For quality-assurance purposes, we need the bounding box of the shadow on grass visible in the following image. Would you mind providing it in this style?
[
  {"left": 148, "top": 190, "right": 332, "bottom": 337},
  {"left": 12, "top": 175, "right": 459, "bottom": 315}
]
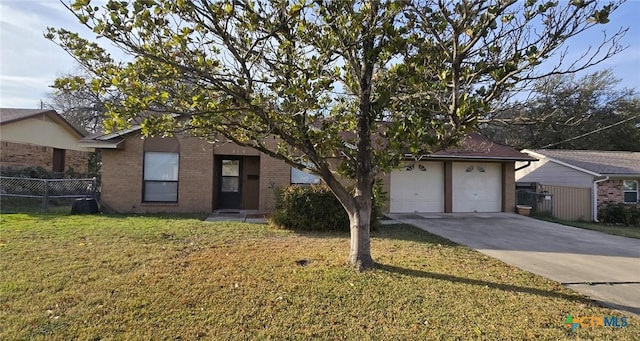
[
  {"left": 372, "top": 223, "right": 458, "bottom": 245},
  {"left": 276, "top": 223, "right": 458, "bottom": 246},
  {"left": 0, "top": 197, "right": 71, "bottom": 214},
  {"left": 377, "top": 262, "right": 593, "bottom": 304}
]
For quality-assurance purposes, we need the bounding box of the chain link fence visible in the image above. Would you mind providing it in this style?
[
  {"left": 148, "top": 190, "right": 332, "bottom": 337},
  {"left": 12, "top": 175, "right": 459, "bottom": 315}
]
[
  {"left": 0, "top": 176, "right": 98, "bottom": 210},
  {"left": 516, "top": 190, "right": 554, "bottom": 216}
]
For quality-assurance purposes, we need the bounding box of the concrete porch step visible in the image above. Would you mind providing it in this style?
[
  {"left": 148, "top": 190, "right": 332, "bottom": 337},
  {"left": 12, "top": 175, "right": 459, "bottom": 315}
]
[{"left": 205, "top": 210, "right": 268, "bottom": 224}]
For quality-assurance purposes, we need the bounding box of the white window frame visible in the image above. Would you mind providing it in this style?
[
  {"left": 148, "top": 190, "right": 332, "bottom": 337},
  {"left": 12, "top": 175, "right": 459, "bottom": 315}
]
[
  {"left": 143, "top": 152, "right": 179, "bottom": 202},
  {"left": 622, "top": 180, "right": 638, "bottom": 204}
]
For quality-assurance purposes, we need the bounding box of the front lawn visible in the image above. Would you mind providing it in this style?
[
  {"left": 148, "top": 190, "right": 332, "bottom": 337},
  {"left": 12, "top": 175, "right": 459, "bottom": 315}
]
[
  {"left": 533, "top": 215, "right": 640, "bottom": 240},
  {"left": 1, "top": 213, "right": 637, "bottom": 339}
]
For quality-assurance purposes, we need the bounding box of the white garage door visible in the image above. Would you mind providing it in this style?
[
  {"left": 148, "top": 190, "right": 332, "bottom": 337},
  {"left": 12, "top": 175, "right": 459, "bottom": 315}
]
[
  {"left": 390, "top": 161, "right": 444, "bottom": 213},
  {"left": 452, "top": 162, "right": 501, "bottom": 212}
]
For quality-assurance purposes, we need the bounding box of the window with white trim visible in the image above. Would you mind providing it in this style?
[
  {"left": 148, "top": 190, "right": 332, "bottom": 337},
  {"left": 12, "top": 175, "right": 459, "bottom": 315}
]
[
  {"left": 291, "top": 167, "right": 320, "bottom": 185},
  {"left": 623, "top": 180, "right": 638, "bottom": 203},
  {"left": 143, "top": 152, "right": 179, "bottom": 202}
]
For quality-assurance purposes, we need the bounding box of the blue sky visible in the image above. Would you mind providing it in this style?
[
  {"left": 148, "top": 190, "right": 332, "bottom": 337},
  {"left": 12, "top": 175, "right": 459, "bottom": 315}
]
[{"left": 1, "top": 0, "right": 639, "bottom": 108}]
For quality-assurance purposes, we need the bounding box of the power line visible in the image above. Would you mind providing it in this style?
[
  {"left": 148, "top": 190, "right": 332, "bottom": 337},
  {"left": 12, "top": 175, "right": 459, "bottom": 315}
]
[{"left": 540, "top": 114, "right": 640, "bottom": 149}]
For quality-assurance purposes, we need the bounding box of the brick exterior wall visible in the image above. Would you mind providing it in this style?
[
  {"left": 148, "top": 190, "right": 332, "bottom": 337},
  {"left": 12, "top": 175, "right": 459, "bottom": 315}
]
[
  {"left": 597, "top": 179, "right": 640, "bottom": 209},
  {"left": 258, "top": 153, "right": 291, "bottom": 211},
  {"left": 101, "top": 134, "right": 215, "bottom": 213},
  {"left": 99, "top": 132, "right": 520, "bottom": 214},
  {"left": 502, "top": 162, "right": 516, "bottom": 213},
  {"left": 100, "top": 138, "right": 144, "bottom": 213},
  {"left": 0, "top": 141, "right": 89, "bottom": 174},
  {"left": 100, "top": 133, "right": 291, "bottom": 213}
]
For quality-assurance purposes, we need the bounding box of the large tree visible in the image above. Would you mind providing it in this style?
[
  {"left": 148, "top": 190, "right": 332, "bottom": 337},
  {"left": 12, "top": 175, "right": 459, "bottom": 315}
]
[
  {"left": 46, "top": 69, "right": 123, "bottom": 134},
  {"left": 48, "top": 0, "right": 625, "bottom": 270},
  {"left": 482, "top": 70, "right": 640, "bottom": 150}
]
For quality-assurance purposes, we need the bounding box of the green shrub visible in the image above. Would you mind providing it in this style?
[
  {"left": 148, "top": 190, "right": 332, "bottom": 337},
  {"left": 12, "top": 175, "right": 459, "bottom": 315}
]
[
  {"left": 599, "top": 202, "right": 640, "bottom": 226},
  {"left": 271, "top": 183, "right": 386, "bottom": 232}
]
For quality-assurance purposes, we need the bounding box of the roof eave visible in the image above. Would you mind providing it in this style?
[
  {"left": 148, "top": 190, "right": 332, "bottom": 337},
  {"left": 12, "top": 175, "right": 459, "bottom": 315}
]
[
  {"left": 96, "top": 125, "right": 141, "bottom": 140},
  {"left": 521, "top": 149, "right": 603, "bottom": 177},
  {"left": 405, "top": 154, "right": 537, "bottom": 162},
  {"left": 600, "top": 173, "right": 640, "bottom": 178},
  {"left": 79, "top": 140, "right": 124, "bottom": 149}
]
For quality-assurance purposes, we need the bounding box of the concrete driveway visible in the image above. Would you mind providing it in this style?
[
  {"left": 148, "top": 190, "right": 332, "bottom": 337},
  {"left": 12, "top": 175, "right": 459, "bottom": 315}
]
[{"left": 386, "top": 212, "right": 640, "bottom": 316}]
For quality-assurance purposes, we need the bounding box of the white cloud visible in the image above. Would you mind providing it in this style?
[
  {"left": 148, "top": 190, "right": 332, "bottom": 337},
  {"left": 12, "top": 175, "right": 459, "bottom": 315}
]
[
  {"left": 0, "top": 1, "right": 97, "bottom": 108},
  {"left": 0, "top": 75, "right": 51, "bottom": 108}
]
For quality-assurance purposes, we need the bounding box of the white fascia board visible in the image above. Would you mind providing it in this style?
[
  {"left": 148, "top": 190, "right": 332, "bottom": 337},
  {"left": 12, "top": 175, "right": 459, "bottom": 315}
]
[
  {"left": 96, "top": 125, "right": 141, "bottom": 140},
  {"left": 425, "top": 155, "right": 535, "bottom": 161},
  {"left": 601, "top": 173, "right": 640, "bottom": 178},
  {"left": 79, "top": 141, "right": 123, "bottom": 149}
]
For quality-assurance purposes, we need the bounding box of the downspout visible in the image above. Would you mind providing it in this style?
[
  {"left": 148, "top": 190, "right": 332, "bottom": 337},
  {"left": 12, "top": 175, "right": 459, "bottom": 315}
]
[
  {"left": 593, "top": 176, "right": 609, "bottom": 222},
  {"left": 515, "top": 161, "right": 532, "bottom": 172}
]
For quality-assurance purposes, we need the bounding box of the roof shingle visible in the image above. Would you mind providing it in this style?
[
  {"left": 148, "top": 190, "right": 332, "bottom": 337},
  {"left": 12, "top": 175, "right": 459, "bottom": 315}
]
[
  {"left": 0, "top": 108, "right": 57, "bottom": 124},
  {"left": 531, "top": 149, "right": 640, "bottom": 175},
  {"left": 431, "top": 133, "right": 535, "bottom": 161}
]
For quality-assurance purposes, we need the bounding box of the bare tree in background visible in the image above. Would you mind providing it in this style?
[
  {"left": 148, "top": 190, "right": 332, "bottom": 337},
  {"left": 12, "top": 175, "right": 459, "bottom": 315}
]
[{"left": 45, "top": 68, "right": 122, "bottom": 134}]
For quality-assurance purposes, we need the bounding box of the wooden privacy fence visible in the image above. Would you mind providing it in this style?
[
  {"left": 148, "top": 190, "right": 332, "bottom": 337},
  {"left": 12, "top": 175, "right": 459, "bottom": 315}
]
[{"left": 541, "top": 184, "right": 592, "bottom": 221}]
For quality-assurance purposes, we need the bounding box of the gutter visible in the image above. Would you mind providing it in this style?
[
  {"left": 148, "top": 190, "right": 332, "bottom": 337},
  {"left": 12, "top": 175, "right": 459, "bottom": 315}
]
[
  {"left": 593, "top": 176, "right": 609, "bottom": 222},
  {"left": 515, "top": 161, "right": 532, "bottom": 171}
]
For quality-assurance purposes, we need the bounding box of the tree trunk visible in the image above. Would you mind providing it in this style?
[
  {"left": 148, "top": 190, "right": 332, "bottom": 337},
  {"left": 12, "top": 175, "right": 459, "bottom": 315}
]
[
  {"left": 322, "top": 174, "right": 375, "bottom": 271},
  {"left": 347, "top": 192, "right": 374, "bottom": 271}
]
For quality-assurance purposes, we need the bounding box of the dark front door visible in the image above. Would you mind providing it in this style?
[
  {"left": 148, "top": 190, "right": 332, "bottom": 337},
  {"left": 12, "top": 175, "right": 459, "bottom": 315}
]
[{"left": 217, "top": 157, "right": 242, "bottom": 209}]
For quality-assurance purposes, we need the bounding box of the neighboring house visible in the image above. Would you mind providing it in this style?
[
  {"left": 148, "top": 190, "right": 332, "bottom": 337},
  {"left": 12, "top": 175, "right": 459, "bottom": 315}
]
[
  {"left": 516, "top": 149, "right": 640, "bottom": 221},
  {"left": 80, "top": 127, "right": 534, "bottom": 214},
  {"left": 0, "top": 108, "right": 92, "bottom": 174}
]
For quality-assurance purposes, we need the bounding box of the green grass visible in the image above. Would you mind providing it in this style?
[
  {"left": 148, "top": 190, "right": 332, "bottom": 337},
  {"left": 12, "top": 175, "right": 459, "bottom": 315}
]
[
  {"left": 0, "top": 197, "right": 74, "bottom": 214},
  {"left": 1, "top": 213, "right": 638, "bottom": 340},
  {"left": 533, "top": 215, "right": 640, "bottom": 240}
]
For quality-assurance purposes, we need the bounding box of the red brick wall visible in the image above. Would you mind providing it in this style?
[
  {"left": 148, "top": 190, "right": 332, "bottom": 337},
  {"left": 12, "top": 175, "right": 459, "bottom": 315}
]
[
  {"left": 0, "top": 141, "right": 89, "bottom": 174},
  {"left": 597, "top": 179, "right": 640, "bottom": 209}
]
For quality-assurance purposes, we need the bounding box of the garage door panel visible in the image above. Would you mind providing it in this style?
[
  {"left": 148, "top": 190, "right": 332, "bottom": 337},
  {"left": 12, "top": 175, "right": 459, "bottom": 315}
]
[
  {"left": 390, "top": 161, "right": 444, "bottom": 213},
  {"left": 452, "top": 163, "right": 501, "bottom": 212}
]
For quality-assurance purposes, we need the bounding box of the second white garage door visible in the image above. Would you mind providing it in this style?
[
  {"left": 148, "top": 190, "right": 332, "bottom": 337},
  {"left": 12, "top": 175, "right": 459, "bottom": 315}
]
[
  {"left": 390, "top": 161, "right": 444, "bottom": 213},
  {"left": 452, "top": 162, "right": 502, "bottom": 212}
]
